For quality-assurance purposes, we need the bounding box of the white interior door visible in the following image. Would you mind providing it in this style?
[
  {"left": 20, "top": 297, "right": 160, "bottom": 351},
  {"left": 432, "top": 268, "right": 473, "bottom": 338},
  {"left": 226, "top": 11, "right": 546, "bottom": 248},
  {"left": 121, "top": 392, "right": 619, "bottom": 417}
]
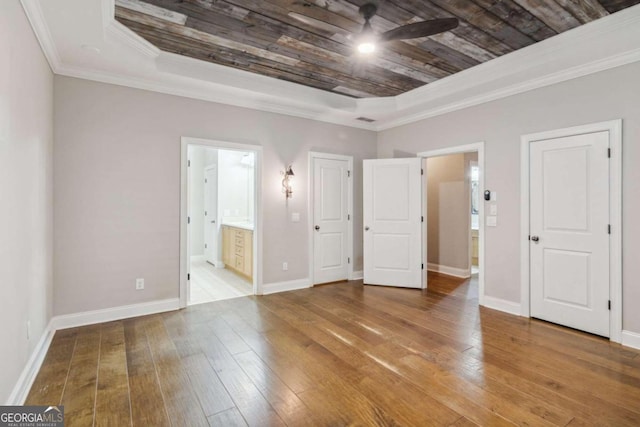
[
  {"left": 363, "top": 158, "right": 423, "bottom": 288},
  {"left": 313, "top": 157, "right": 349, "bottom": 284},
  {"left": 204, "top": 166, "right": 218, "bottom": 265},
  {"left": 530, "top": 131, "right": 610, "bottom": 337}
]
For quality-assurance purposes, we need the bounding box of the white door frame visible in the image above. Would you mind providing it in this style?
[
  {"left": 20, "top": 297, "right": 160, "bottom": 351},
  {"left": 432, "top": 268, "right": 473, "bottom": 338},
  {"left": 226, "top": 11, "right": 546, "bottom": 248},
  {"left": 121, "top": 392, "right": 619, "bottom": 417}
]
[
  {"left": 520, "top": 120, "right": 622, "bottom": 343},
  {"left": 180, "top": 137, "right": 263, "bottom": 308},
  {"left": 417, "top": 142, "right": 486, "bottom": 305},
  {"left": 308, "top": 152, "right": 354, "bottom": 284}
]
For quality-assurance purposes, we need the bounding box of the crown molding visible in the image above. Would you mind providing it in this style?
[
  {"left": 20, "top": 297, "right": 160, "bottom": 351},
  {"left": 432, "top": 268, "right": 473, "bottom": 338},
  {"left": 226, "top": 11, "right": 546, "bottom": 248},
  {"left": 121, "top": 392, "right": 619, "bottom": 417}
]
[
  {"left": 54, "top": 61, "right": 376, "bottom": 131},
  {"left": 375, "top": 47, "right": 640, "bottom": 131},
  {"left": 20, "top": 0, "right": 61, "bottom": 72},
  {"left": 20, "top": 0, "right": 640, "bottom": 132}
]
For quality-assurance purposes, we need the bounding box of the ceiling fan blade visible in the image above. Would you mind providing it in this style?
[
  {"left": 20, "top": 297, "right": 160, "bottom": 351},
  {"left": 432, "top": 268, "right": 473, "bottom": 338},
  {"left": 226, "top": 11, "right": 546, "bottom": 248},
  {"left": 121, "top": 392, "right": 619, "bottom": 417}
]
[{"left": 380, "top": 18, "right": 459, "bottom": 42}]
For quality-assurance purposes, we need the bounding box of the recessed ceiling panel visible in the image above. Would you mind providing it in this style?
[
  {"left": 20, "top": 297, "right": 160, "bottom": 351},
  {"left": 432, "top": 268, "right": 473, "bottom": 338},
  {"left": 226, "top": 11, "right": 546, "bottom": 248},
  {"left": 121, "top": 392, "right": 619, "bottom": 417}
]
[{"left": 115, "top": 0, "right": 640, "bottom": 98}]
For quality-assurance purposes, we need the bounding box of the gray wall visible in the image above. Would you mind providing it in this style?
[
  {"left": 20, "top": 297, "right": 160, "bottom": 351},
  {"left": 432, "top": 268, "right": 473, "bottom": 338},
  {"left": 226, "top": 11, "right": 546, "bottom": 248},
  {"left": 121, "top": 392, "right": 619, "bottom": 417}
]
[
  {"left": 0, "top": 1, "right": 54, "bottom": 403},
  {"left": 426, "top": 154, "right": 469, "bottom": 271},
  {"left": 53, "top": 76, "right": 376, "bottom": 315},
  {"left": 378, "top": 61, "right": 640, "bottom": 334}
]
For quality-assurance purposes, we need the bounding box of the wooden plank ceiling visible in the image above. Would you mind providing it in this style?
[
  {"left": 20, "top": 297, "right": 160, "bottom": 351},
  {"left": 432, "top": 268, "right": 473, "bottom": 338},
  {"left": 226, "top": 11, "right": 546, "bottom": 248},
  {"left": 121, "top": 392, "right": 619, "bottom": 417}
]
[{"left": 115, "top": 0, "right": 640, "bottom": 98}]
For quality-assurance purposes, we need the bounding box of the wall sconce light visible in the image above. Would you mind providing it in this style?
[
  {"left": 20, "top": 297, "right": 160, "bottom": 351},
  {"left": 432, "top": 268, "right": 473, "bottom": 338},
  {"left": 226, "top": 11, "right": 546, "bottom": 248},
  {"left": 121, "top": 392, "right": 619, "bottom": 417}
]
[{"left": 282, "top": 165, "right": 294, "bottom": 199}]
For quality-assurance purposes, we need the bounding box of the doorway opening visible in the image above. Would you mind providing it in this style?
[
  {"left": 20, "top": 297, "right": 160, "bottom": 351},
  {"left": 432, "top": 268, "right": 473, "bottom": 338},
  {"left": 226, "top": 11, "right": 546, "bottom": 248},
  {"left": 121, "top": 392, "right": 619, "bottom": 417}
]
[
  {"left": 418, "top": 143, "right": 485, "bottom": 306},
  {"left": 180, "top": 138, "right": 262, "bottom": 308}
]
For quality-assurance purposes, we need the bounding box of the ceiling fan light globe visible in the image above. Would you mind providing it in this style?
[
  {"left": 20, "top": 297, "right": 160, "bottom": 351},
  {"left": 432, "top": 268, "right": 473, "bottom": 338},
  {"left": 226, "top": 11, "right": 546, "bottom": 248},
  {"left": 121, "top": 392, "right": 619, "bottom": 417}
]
[{"left": 357, "top": 42, "right": 376, "bottom": 54}]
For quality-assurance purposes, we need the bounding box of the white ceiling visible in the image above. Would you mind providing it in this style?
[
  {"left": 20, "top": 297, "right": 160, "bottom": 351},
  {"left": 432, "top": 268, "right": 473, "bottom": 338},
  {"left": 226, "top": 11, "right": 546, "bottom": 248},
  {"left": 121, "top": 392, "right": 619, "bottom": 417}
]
[{"left": 21, "top": 0, "right": 640, "bottom": 131}]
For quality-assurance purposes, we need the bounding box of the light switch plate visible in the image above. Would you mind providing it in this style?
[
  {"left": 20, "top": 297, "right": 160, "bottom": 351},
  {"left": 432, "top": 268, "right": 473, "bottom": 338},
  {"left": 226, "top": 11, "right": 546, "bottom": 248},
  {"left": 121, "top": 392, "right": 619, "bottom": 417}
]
[
  {"left": 487, "top": 216, "right": 498, "bottom": 227},
  {"left": 490, "top": 204, "right": 498, "bottom": 215},
  {"left": 491, "top": 191, "right": 498, "bottom": 201},
  {"left": 291, "top": 212, "right": 300, "bottom": 222}
]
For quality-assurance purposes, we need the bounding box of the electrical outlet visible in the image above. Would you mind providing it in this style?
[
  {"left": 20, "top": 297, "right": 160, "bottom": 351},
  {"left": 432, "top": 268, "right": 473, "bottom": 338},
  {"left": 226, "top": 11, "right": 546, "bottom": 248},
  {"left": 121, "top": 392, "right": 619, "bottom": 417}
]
[
  {"left": 136, "top": 278, "right": 145, "bottom": 290},
  {"left": 27, "top": 320, "right": 31, "bottom": 341},
  {"left": 282, "top": 262, "right": 288, "bottom": 271}
]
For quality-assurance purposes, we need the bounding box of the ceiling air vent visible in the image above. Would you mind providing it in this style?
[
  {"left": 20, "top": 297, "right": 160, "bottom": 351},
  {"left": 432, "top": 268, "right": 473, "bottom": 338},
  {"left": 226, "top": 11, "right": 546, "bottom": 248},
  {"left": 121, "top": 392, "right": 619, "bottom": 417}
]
[{"left": 356, "top": 117, "right": 376, "bottom": 123}]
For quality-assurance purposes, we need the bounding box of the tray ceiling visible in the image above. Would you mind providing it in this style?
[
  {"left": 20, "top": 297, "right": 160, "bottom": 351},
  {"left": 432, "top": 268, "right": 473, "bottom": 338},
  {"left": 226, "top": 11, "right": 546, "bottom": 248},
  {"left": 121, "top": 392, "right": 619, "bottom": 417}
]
[{"left": 114, "top": 0, "right": 640, "bottom": 98}]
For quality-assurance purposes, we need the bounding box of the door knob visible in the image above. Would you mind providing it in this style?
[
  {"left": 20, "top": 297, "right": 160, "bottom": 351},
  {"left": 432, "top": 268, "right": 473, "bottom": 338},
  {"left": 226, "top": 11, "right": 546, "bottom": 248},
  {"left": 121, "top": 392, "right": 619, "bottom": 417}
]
[
  {"left": 365, "top": 226, "right": 370, "bottom": 231},
  {"left": 211, "top": 220, "right": 215, "bottom": 224},
  {"left": 531, "top": 236, "right": 540, "bottom": 242},
  {"left": 315, "top": 225, "right": 320, "bottom": 231}
]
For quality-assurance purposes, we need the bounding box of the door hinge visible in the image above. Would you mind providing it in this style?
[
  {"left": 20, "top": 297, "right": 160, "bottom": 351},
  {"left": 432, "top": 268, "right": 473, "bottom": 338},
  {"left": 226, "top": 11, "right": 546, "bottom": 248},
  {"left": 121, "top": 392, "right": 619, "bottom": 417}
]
[
  {"left": 188, "top": 216, "right": 191, "bottom": 224},
  {"left": 187, "top": 273, "right": 190, "bottom": 281},
  {"left": 347, "top": 170, "right": 351, "bottom": 177},
  {"left": 608, "top": 300, "right": 611, "bottom": 310},
  {"left": 608, "top": 224, "right": 611, "bottom": 234},
  {"left": 188, "top": 160, "right": 191, "bottom": 167},
  {"left": 348, "top": 214, "right": 351, "bottom": 221},
  {"left": 204, "top": 243, "right": 207, "bottom": 249},
  {"left": 348, "top": 257, "right": 351, "bottom": 264},
  {"left": 608, "top": 148, "right": 611, "bottom": 158},
  {"left": 421, "top": 263, "right": 424, "bottom": 270},
  {"left": 421, "top": 216, "right": 424, "bottom": 223},
  {"left": 528, "top": 235, "right": 531, "bottom": 240},
  {"left": 421, "top": 168, "right": 424, "bottom": 175},
  {"left": 205, "top": 178, "right": 207, "bottom": 183},
  {"left": 205, "top": 211, "right": 207, "bottom": 216}
]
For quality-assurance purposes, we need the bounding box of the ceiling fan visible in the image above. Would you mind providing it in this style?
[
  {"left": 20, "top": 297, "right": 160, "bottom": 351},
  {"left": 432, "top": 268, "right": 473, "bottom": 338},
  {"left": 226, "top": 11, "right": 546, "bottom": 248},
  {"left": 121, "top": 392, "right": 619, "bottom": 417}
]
[{"left": 355, "top": 2, "right": 459, "bottom": 54}]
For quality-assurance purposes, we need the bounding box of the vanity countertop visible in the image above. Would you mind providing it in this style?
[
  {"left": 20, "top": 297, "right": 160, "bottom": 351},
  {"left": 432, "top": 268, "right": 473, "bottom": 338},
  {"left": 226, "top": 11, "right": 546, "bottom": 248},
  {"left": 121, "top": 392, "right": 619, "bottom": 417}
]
[{"left": 222, "top": 221, "right": 254, "bottom": 231}]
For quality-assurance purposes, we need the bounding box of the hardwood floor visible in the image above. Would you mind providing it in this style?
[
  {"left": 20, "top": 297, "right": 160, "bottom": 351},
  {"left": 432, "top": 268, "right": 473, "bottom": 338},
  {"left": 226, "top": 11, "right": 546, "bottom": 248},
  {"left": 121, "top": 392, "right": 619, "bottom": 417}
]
[{"left": 27, "top": 273, "right": 640, "bottom": 426}]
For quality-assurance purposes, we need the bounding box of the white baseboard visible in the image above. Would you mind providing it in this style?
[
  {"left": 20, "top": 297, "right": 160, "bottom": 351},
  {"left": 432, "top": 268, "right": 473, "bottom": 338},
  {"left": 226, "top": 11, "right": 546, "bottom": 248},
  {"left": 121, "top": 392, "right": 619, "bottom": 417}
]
[
  {"left": 351, "top": 270, "right": 363, "bottom": 280},
  {"left": 6, "top": 320, "right": 56, "bottom": 405},
  {"left": 622, "top": 330, "right": 640, "bottom": 351},
  {"left": 261, "top": 278, "right": 311, "bottom": 295},
  {"left": 482, "top": 296, "right": 522, "bottom": 316},
  {"left": 427, "top": 263, "right": 471, "bottom": 279},
  {"left": 51, "top": 298, "right": 180, "bottom": 330}
]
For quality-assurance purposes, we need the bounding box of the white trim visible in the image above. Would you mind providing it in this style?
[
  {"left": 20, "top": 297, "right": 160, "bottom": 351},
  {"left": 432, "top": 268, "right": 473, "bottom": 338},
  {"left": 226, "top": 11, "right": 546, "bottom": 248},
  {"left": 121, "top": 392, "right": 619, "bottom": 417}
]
[
  {"left": 190, "top": 255, "right": 205, "bottom": 263},
  {"left": 19, "top": 0, "right": 62, "bottom": 72},
  {"left": 308, "top": 152, "right": 354, "bottom": 285},
  {"left": 427, "top": 263, "right": 471, "bottom": 279},
  {"left": 180, "top": 137, "right": 263, "bottom": 308},
  {"left": 377, "top": 48, "right": 640, "bottom": 131},
  {"left": 520, "top": 119, "right": 623, "bottom": 343},
  {"left": 261, "top": 278, "right": 311, "bottom": 295},
  {"left": 483, "top": 296, "right": 522, "bottom": 317},
  {"left": 351, "top": 270, "right": 363, "bottom": 281},
  {"left": 51, "top": 298, "right": 180, "bottom": 330},
  {"left": 621, "top": 330, "right": 640, "bottom": 351},
  {"left": 6, "top": 320, "right": 55, "bottom": 405},
  {"left": 418, "top": 142, "right": 486, "bottom": 305}
]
